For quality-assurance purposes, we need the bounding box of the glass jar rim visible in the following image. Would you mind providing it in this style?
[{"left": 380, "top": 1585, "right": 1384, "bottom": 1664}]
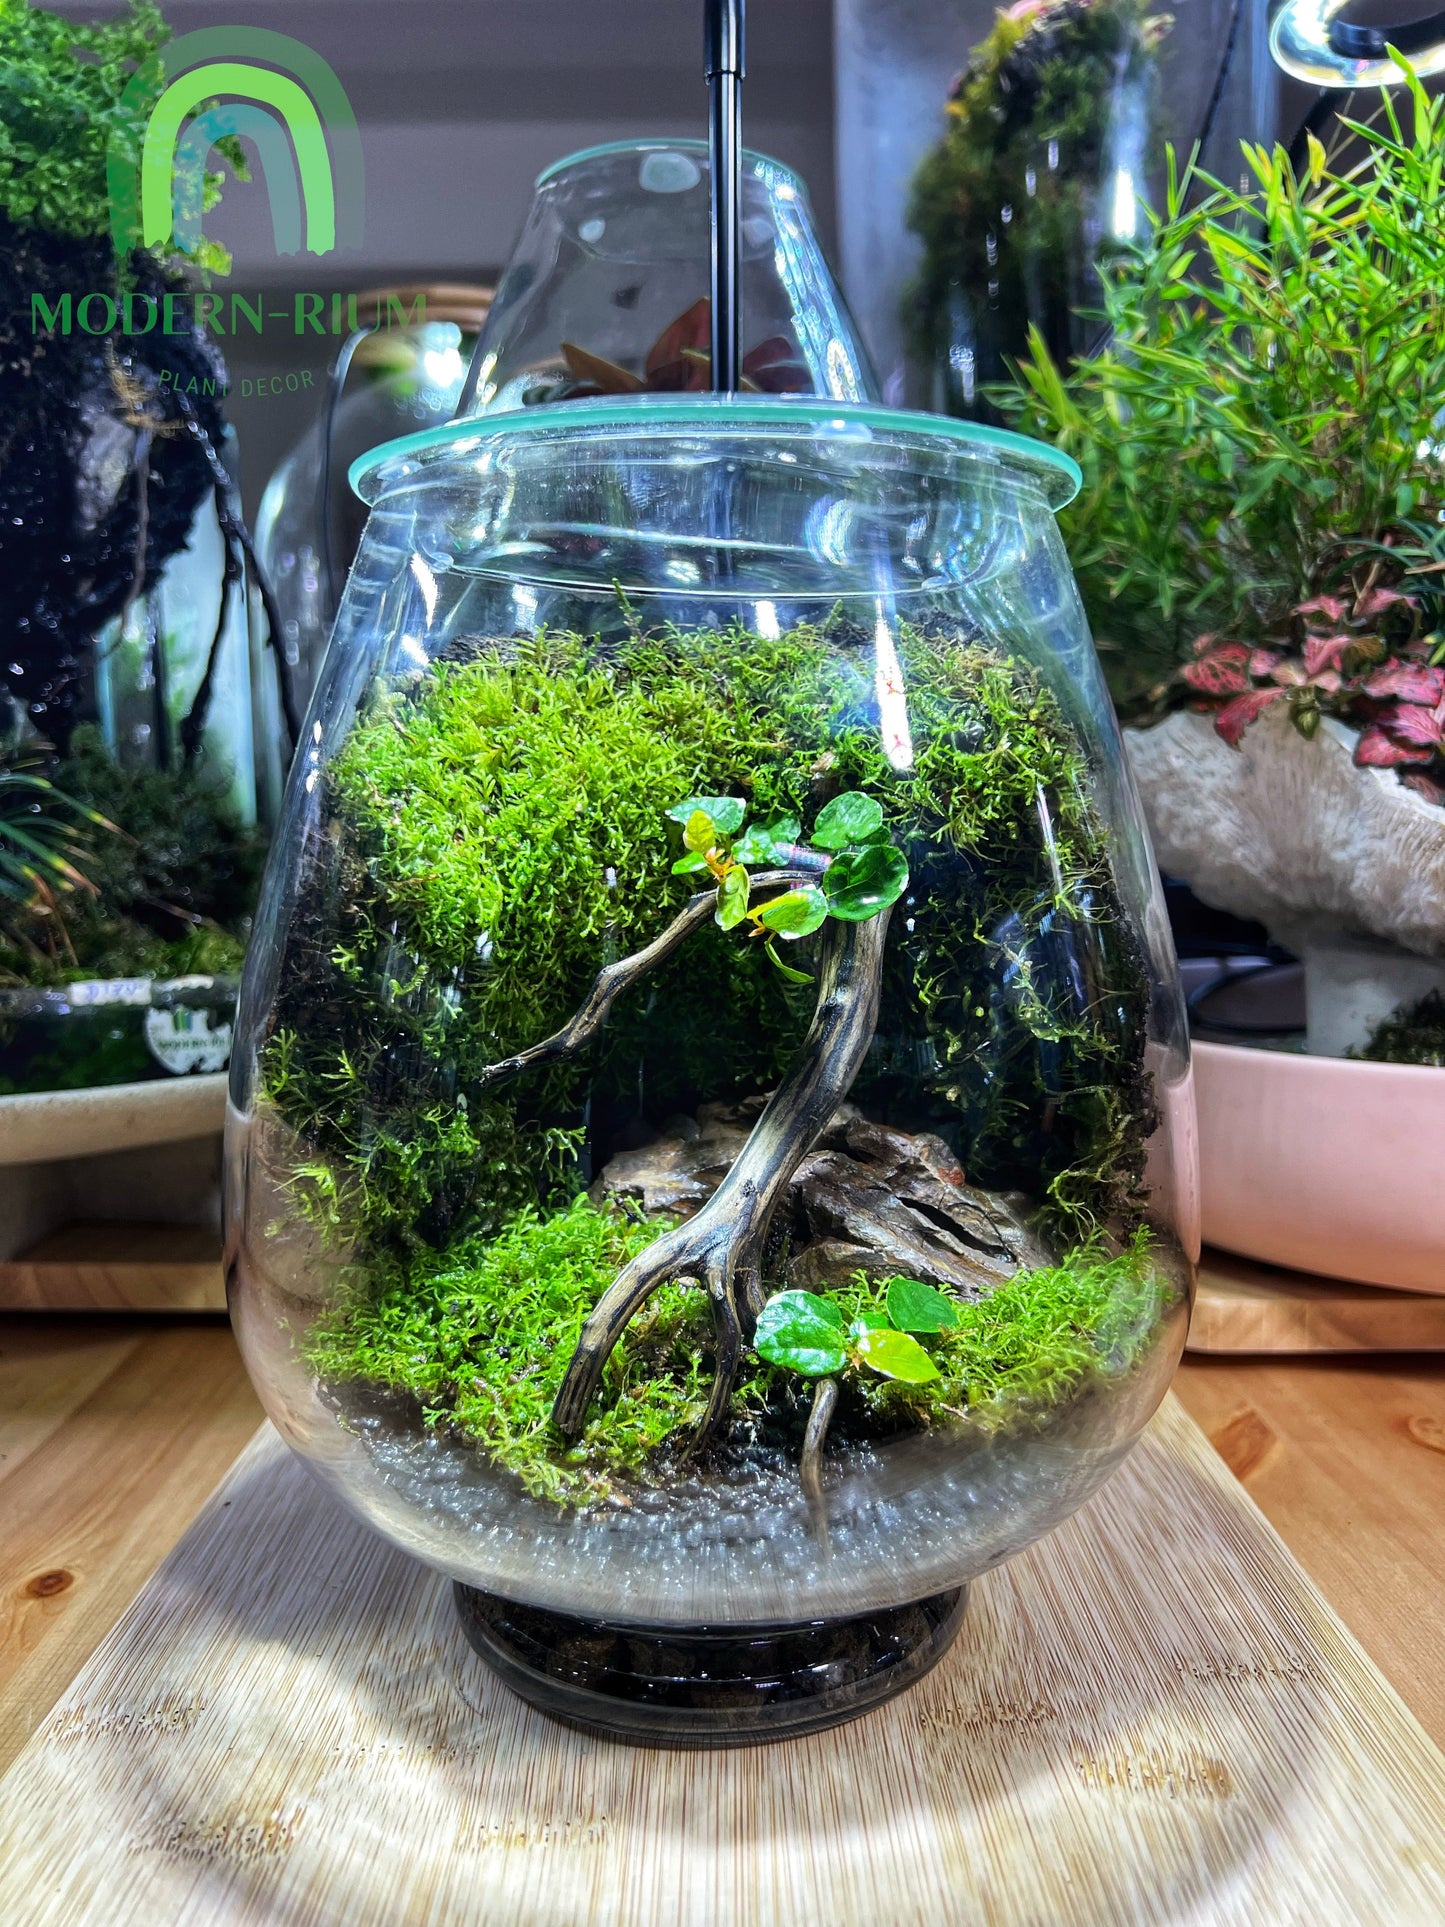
[
  {"left": 534, "top": 138, "right": 806, "bottom": 194},
  {"left": 350, "top": 396, "right": 1082, "bottom": 510}
]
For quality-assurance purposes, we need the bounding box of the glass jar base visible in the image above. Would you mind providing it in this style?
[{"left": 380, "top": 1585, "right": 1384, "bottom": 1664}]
[{"left": 452, "top": 1582, "right": 970, "bottom": 1748}]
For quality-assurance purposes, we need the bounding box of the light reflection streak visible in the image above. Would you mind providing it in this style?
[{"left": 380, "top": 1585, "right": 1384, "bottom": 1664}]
[{"left": 874, "top": 614, "right": 914, "bottom": 771}]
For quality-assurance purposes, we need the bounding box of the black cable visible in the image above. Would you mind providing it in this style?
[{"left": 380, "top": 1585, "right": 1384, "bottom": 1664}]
[{"left": 705, "top": 0, "right": 745, "bottom": 392}]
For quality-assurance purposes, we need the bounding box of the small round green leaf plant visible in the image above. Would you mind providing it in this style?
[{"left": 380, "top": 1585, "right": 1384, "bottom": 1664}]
[
  {"left": 666, "top": 789, "right": 909, "bottom": 982},
  {"left": 754, "top": 1275, "right": 965, "bottom": 1387}
]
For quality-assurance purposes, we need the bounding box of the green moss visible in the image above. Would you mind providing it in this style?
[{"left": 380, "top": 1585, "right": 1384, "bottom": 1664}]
[
  {"left": 264, "top": 615, "right": 1169, "bottom": 1497},
  {"left": 1352, "top": 990, "right": 1445, "bottom": 1069},
  {"left": 262, "top": 621, "right": 1153, "bottom": 1260},
  {"left": 304, "top": 1195, "right": 716, "bottom": 1506},
  {"left": 0, "top": 0, "right": 244, "bottom": 268},
  {"left": 305, "top": 1196, "right": 1168, "bottom": 1506}
]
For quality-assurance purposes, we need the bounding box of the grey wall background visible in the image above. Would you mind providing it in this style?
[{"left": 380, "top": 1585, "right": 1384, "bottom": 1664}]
[
  {"left": 55, "top": 0, "right": 838, "bottom": 511},
  {"left": 47, "top": 1, "right": 1360, "bottom": 514}
]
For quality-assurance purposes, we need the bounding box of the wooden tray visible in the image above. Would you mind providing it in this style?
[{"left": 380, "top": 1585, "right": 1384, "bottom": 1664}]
[
  {"left": 2, "top": 1397, "right": 1442, "bottom": 1924},
  {"left": 1189, "top": 1249, "right": 1445, "bottom": 1355},
  {"left": 0, "top": 1074, "right": 225, "bottom": 1167},
  {"left": 0, "top": 1222, "right": 225, "bottom": 1314}
]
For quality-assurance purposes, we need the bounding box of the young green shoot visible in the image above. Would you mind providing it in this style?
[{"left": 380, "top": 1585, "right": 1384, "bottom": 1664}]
[{"left": 666, "top": 789, "right": 909, "bottom": 981}]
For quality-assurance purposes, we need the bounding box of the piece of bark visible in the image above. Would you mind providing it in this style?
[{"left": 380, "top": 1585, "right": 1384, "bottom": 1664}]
[
  {"left": 786, "top": 1148, "right": 1018, "bottom": 1297},
  {"left": 592, "top": 1102, "right": 1050, "bottom": 1294},
  {"left": 589, "top": 1111, "right": 751, "bottom": 1219}
]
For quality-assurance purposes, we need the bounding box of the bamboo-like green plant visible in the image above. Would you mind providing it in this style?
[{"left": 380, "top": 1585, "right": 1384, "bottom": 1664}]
[{"left": 1001, "top": 60, "right": 1445, "bottom": 726}]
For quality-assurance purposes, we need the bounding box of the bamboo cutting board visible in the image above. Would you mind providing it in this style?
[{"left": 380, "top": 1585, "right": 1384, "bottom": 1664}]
[{"left": 1, "top": 1397, "right": 1442, "bottom": 1927}]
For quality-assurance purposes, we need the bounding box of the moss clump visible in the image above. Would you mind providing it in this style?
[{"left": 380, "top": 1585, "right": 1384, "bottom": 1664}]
[
  {"left": 305, "top": 1196, "right": 1166, "bottom": 1507},
  {"left": 1352, "top": 990, "right": 1445, "bottom": 1069},
  {"left": 305, "top": 1195, "right": 718, "bottom": 1506},
  {"left": 266, "top": 616, "right": 1167, "bottom": 1501},
  {"left": 264, "top": 621, "right": 1153, "bottom": 1262},
  {"left": 0, "top": 0, "right": 243, "bottom": 264}
]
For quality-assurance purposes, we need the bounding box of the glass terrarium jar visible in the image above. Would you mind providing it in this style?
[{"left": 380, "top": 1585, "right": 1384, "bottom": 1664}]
[
  {"left": 459, "top": 139, "right": 877, "bottom": 413},
  {"left": 254, "top": 292, "right": 493, "bottom": 715},
  {"left": 226, "top": 398, "right": 1195, "bottom": 1745},
  {"left": 906, "top": 0, "right": 1169, "bottom": 420},
  {"left": 0, "top": 468, "right": 265, "bottom": 1096}
]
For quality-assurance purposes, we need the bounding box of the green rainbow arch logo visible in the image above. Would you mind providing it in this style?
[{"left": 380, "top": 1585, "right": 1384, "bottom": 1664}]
[{"left": 106, "top": 26, "right": 363, "bottom": 263}]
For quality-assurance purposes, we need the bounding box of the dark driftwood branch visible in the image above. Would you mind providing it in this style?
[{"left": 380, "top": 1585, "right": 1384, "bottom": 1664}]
[
  {"left": 180, "top": 530, "right": 243, "bottom": 763},
  {"left": 551, "top": 906, "right": 893, "bottom": 1448},
  {"left": 475, "top": 869, "right": 814, "bottom": 1091},
  {"left": 120, "top": 426, "right": 153, "bottom": 635}
]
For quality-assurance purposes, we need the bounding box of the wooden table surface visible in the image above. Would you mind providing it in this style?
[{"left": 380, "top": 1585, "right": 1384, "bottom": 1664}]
[{"left": 1, "top": 1314, "right": 1443, "bottom": 1778}]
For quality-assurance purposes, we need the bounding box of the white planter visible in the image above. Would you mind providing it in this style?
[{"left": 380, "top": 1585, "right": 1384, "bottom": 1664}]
[
  {"left": 1126, "top": 706, "right": 1445, "bottom": 959},
  {"left": 0, "top": 1073, "right": 227, "bottom": 1167}
]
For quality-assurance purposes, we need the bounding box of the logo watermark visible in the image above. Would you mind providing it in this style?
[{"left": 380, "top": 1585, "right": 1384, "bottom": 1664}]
[
  {"left": 31, "top": 290, "right": 425, "bottom": 339},
  {"left": 106, "top": 26, "right": 363, "bottom": 266}
]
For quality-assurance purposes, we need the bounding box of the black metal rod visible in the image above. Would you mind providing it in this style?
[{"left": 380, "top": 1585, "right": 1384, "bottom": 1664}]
[{"left": 705, "top": 0, "right": 745, "bottom": 392}]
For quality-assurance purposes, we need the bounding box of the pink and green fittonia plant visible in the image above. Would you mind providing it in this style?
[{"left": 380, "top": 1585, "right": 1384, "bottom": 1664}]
[
  {"left": 1179, "top": 564, "right": 1445, "bottom": 805},
  {"left": 1001, "top": 56, "right": 1445, "bottom": 804}
]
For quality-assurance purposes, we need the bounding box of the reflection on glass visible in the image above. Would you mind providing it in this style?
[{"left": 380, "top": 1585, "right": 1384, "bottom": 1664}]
[
  {"left": 226, "top": 398, "right": 1194, "bottom": 1738},
  {"left": 458, "top": 141, "right": 877, "bottom": 414}
]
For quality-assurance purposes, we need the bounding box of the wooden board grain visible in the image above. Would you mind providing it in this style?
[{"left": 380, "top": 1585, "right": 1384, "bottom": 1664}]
[
  {"left": 1188, "top": 1249, "right": 1445, "bottom": 1355},
  {"left": 1174, "top": 1354, "right": 1445, "bottom": 1748},
  {"left": 0, "top": 1222, "right": 226, "bottom": 1313},
  {"left": 0, "top": 1397, "right": 1442, "bottom": 1927},
  {"left": 0, "top": 1319, "right": 262, "bottom": 1774}
]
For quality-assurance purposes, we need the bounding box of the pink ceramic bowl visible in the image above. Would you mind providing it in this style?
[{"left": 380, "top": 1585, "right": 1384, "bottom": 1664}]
[{"left": 1194, "top": 1040, "right": 1445, "bottom": 1293}]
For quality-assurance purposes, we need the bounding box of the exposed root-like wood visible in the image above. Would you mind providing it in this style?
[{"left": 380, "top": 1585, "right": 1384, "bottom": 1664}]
[
  {"left": 552, "top": 907, "right": 892, "bottom": 1444},
  {"left": 172, "top": 393, "right": 302, "bottom": 746},
  {"left": 475, "top": 870, "right": 814, "bottom": 1092},
  {"left": 180, "top": 520, "right": 243, "bottom": 763},
  {"left": 800, "top": 1375, "right": 838, "bottom": 1507}
]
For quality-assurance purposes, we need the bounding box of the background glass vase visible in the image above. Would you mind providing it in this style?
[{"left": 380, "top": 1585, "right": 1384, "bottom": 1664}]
[
  {"left": 253, "top": 292, "right": 493, "bottom": 715},
  {"left": 906, "top": 0, "right": 1169, "bottom": 421},
  {"left": 456, "top": 139, "right": 878, "bottom": 415},
  {"left": 92, "top": 449, "right": 262, "bottom": 822},
  {"left": 0, "top": 470, "right": 267, "bottom": 1095},
  {"left": 226, "top": 398, "right": 1194, "bottom": 1740}
]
